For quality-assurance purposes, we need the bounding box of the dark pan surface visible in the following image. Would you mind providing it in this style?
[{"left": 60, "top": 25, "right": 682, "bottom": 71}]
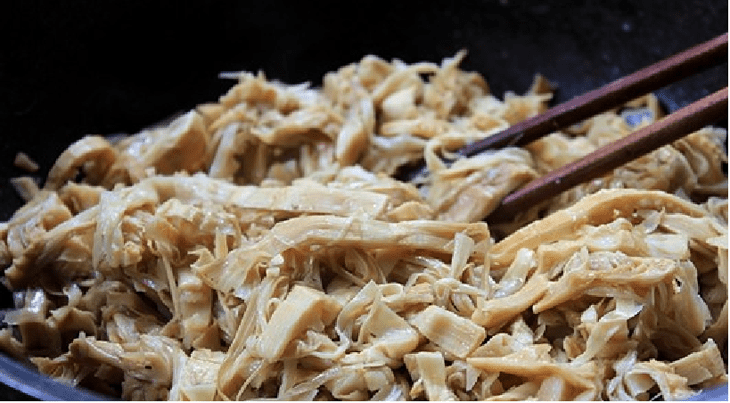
[{"left": 0, "top": 0, "right": 726, "bottom": 399}]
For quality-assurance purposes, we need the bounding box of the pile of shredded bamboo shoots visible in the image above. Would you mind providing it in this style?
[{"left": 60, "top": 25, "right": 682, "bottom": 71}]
[{"left": 0, "top": 52, "right": 727, "bottom": 400}]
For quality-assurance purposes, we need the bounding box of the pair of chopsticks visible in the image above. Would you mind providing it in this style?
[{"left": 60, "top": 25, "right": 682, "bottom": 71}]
[{"left": 476, "top": 33, "right": 728, "bottom": 221}]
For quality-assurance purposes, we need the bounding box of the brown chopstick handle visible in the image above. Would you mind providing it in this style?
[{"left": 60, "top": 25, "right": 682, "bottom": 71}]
[
  {"left": 461, "top": 33, "right": 728, "bottom": 157},
  {"left": 489, "top": 87, "right": 728, "bottom": 220}
]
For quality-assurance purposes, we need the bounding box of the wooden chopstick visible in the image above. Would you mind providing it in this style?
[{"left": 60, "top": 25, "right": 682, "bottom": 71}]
[
  {"left": 488, "top": 86, "right": 728, "bottom": 220},
  {"left": 460, "top": 32, "right": 728, "bottom": 157}
]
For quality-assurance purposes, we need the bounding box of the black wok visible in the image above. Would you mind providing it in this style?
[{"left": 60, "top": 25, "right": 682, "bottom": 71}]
[{"left": 0, "top": 0, "right": 726, "bottom": 399}]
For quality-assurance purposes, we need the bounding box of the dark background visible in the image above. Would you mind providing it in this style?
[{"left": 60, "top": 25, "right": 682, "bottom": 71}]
[{"left": 0, "top": 0, "right": 727, "bottom": 399}]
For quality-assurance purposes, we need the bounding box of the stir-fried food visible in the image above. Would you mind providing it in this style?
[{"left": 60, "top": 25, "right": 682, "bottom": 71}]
[{"left": 0, "top": 52, "right": 727, "bottom": 400}]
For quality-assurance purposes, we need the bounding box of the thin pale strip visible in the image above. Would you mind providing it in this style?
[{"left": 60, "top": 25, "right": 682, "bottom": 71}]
[
  {"left": 404, "top": 352, "right": 455, "bottom": 401},
  {"left": 468, "top": 356, "right": 595, "bottom": 389},
  {"left": 471, "top": 274, "right": 548, "bottom": 329},
  {"left": 410, "top": 305, "right": 485, "bottom": 359},
  {"left": 143, "top": 174, "right": 389, "bottom": 219},
  {"left": 670, "top": 339, "right": 726, "bottom": 385},
  {"left": 44, "top": 136, "right": 117, "bottom": 190},
  {"left": 257, "top": 285, "right": 339, "bottom": 361},
  {"left": 196, "top": 216, "right": 489, "bottom": 294},
  {"left": 491, "top": 189, "right": 707, "bottom": 268},
  {"left": 532, "top": 257, "right": 676, "bottom": 313}
]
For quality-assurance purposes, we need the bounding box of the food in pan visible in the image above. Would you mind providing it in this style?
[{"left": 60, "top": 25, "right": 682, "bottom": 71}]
[{"left": 0, "top": 52, "right": 726, "bottom": 400}]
